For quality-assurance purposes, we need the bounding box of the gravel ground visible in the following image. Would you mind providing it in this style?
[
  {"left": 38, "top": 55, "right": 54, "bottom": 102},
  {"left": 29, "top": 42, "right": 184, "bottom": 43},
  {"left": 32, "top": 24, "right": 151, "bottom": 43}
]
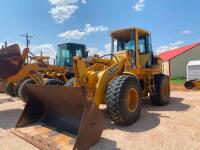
[{"left": 0, "top": 91, "right": 200, "bottom": 150}]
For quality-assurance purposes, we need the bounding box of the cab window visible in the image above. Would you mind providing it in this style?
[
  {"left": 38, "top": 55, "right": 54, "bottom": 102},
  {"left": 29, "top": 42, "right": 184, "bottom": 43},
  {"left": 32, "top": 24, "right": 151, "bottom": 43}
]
[
  {"left": 76, "top": 48, "right": 82, "bottom": 57},
  {"left": 62, "top": 49, "right": 72, "bottom": 66},
  {"left": 139, "top": 38, "right": 146, "bottom": 53},
  {"left": 117, "top": 39, "right": 135, "bottom": 51},
  {"left": 139, "top": 35, "right": 152, "bottom": 53},
  {"left": 117, "top": 39, "right": 136, "bottom": 67}
]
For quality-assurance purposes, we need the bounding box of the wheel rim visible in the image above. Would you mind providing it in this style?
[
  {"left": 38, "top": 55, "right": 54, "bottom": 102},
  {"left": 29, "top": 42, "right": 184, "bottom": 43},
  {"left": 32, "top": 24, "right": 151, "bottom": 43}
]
[
  {"left": 127, "top": 88, "right": 139, "bottom": 112},
  {"left": 162, "top": 80, "right": 170, "bottom": 102}
]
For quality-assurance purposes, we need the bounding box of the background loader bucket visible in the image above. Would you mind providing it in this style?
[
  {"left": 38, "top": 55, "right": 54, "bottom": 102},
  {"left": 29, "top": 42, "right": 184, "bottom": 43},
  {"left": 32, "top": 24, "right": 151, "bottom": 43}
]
[
  {"left": 12, "top": 85, "right": 104, "bottom": 150},
  {"left": 0, "top": 44, "right": 24, "bottom": 79}
]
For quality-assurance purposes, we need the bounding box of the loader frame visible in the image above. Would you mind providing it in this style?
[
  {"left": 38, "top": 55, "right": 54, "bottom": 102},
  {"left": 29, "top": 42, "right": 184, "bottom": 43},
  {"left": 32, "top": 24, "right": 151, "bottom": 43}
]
[
  {"left": 0, "top": 45, "right": 68, "bottom": 97},
  {"left": 73, "top": 28, "right": 164, "bottom": 106}
]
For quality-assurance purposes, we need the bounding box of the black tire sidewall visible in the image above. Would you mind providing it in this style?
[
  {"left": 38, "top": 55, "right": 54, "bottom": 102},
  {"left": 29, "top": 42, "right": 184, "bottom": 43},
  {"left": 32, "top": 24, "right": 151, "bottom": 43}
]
[
  {"left": 18, "top": 78, "right": 35, "bottom": 102},
  {"left": 44, "top": 79, "right": 64, "bottom": 85},
  {"left": 106, "top": 75, "right": 142, "bottom": 125},
  {"left": 120, "top": 77, "right": 142, "bottom": 124},
  {"left": 184, "top": 81, "right": 194, "bottom": 89},
  {"left": 152, "top": 74, "right": 170, "bottom": 106}
]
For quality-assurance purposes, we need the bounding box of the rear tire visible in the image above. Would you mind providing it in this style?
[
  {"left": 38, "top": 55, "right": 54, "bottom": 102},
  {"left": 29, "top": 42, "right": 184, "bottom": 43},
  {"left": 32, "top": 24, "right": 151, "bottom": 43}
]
[
  {"left": 184, "top": 80, "right": 194, "bottom": 89},
  {"left": 151, "top": 74, "right": 170, "bottom": 106},
  {"left": 18, "top": 78, "right": 36, "bottom": 103},
  {"left": 44, "top": 79, "right": 65, "bottom": 85},
  {"left": 106, "top": 75, "right": 142, "bottom": 125}
]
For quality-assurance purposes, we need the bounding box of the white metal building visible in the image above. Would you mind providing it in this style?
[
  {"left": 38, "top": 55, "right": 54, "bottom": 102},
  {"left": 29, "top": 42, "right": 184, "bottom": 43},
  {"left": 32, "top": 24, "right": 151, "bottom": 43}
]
[{"left": 187, "top": 60, "right": 200, "bottom": 81}]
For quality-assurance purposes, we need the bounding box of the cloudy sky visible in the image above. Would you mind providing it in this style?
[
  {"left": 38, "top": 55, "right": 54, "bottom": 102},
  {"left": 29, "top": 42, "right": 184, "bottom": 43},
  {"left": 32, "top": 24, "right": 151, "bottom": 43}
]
[{"left": 0, "top": 0, "right": 200, "bottom": 61}]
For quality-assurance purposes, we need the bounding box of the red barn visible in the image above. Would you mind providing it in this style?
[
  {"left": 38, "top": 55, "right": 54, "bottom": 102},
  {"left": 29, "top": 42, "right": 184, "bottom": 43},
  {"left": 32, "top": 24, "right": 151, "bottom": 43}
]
[{"left": 159, "top": 42, "right": 200, "bottom": 78}]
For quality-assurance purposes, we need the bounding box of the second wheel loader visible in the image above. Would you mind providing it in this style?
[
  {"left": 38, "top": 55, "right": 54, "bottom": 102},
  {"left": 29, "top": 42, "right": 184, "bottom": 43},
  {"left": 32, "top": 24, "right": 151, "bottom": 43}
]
[
  {"left": 0, "top": 44, "right": 67, "bottom": 101},
  {"left": 0, "top": 43, "right": 88, "bottom": 102},
  {"left": 13, "top": 27, "right": 170, "bottom": 150}
]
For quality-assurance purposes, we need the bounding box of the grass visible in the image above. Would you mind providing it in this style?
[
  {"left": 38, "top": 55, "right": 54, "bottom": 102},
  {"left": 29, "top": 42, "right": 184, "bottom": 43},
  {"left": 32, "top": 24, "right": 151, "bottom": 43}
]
[{"left": 170, "top": 78, "right": 186, "bottom": 84}]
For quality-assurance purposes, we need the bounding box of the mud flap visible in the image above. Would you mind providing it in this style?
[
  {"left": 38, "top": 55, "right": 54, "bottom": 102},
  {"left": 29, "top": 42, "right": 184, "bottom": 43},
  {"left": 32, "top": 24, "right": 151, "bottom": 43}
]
[
  {"left": 0, "top": 44, "right": 24, "bottom": 79},
  {"left": 12, "top": 85, "right": 104, "bottom": 150}
]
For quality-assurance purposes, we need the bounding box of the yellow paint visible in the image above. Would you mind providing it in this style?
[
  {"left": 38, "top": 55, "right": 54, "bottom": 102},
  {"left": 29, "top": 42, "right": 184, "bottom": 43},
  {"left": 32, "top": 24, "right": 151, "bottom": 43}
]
[
  {"left": 128, "top": 88, "right": 139, "bottom": 112},
  {"left": 6, "top": 61, "right": 67, "bottom": 83},
  {"left": 194, "top": 80, "right": 200, "bottom": 89}
]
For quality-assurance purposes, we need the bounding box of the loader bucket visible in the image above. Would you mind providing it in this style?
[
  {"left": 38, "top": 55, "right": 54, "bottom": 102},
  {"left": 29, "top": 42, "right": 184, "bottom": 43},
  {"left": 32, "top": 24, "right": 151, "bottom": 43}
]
[
  {"left": 0, "top": 44, "right": 24, "bottom": 79},
  {"left": 12, "top": 85, "right": 104, "bottom": 150}
]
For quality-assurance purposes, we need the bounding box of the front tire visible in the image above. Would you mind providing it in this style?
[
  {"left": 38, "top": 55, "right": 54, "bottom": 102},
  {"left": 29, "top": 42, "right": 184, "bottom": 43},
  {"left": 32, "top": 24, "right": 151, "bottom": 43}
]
[
  {"left": 18, "top": 78, "right": 36, "bottom": 103},
  {"left": 44, "top": 79, "right": 65, "bottom": 85},
  {"left": 184, "top": 80, "right": 194, "bottom": 89},
  {"left": 106, "top": 75, "right": 142, "bottom": 125}
]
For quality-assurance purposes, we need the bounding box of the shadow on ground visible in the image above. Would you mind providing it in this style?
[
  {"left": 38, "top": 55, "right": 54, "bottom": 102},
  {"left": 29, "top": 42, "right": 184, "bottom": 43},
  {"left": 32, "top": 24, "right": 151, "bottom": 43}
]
[
  {"left": 102, "top": 96, "right": 190, "bottom": 133},
  {"left": 0, "top": 95, "right": 191, "bottom": 149},
  {"left": 142, "top": 97, "right": 190, "bottom": 112},
  {"left": 0, "top": 109, "right": 22, "bottom": 129},
  {"left": 90, "top": 138, "right": 119, "bottom": 150}
]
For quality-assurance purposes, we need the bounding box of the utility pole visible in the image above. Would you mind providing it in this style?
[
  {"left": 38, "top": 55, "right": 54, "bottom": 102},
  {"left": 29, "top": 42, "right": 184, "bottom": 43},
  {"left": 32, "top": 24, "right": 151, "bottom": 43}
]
[
  {"left": 21, "top": 33, "right": 33, "bottom": 63},
  {"left": 20, "top": 33, "right": 33, "bottom": 48}
]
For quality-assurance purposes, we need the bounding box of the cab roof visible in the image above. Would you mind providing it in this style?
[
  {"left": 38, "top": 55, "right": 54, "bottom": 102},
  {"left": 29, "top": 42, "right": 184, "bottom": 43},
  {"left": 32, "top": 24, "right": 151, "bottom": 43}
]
[{"left": 111, "top": 27, "right": 151, "bottom": 40}]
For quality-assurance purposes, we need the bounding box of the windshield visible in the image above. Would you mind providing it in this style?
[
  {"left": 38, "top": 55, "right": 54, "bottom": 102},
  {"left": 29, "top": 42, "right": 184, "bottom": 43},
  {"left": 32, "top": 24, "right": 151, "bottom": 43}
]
[
  {"left": 112, "top": 32, "right": 136, "bottom": 65},
  {"left": 56, "top": 47, "right": 73, "bottom": 66},
  {"left": 111, "top": 30, "right": 152, "bottom": 67},
  {"left": 56, "top": 44, "right": 85, "bottom": 67},
  {"left": 117, "top": 39, "right": 136, "bottom": 51},
  {"left": 138, "top": 35, "right": 152, "bottom": 53},
  {"left": 112, "top": 31, "right": 136, "bottom": 52}
]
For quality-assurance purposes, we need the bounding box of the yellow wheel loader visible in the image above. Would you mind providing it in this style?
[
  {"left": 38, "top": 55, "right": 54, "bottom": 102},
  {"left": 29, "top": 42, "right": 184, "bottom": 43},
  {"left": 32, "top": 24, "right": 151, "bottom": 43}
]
[
  {"left": 12, "top": 27, "right": 170, "bottom": 149},
  {"left": 0, "top": 43, "right": 88, "bottom": 101},
  {"left": 0, "top": 44, "right": 67, "bottom": 101}
]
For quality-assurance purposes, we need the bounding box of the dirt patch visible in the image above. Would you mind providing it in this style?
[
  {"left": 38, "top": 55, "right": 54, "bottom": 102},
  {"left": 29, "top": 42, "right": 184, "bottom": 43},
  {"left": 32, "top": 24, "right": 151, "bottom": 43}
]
[
  {"left": 170, "top": 83, "right": 186, "bottom": 91},
  {"left": 0, "top": 92, "right": 200, "bottom": 150},
  {"left": 170, "top": 83, "right": 200, "bottom": 91}
]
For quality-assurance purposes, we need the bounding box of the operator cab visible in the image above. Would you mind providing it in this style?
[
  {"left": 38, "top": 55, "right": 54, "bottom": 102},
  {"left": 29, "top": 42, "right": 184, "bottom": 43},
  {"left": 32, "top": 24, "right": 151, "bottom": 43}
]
[
  {"left": 111, "top": 27, "right": 155, "bottom": 68},
  {"left": 56, "top": 43, "right": 88, "bottom": 67}
]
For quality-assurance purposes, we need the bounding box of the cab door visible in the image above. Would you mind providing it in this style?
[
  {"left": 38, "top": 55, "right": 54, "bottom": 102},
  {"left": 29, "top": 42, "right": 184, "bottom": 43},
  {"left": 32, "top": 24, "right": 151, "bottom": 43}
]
[{"left": 138, "top": 34, "right": 153, "bottom": 68}]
